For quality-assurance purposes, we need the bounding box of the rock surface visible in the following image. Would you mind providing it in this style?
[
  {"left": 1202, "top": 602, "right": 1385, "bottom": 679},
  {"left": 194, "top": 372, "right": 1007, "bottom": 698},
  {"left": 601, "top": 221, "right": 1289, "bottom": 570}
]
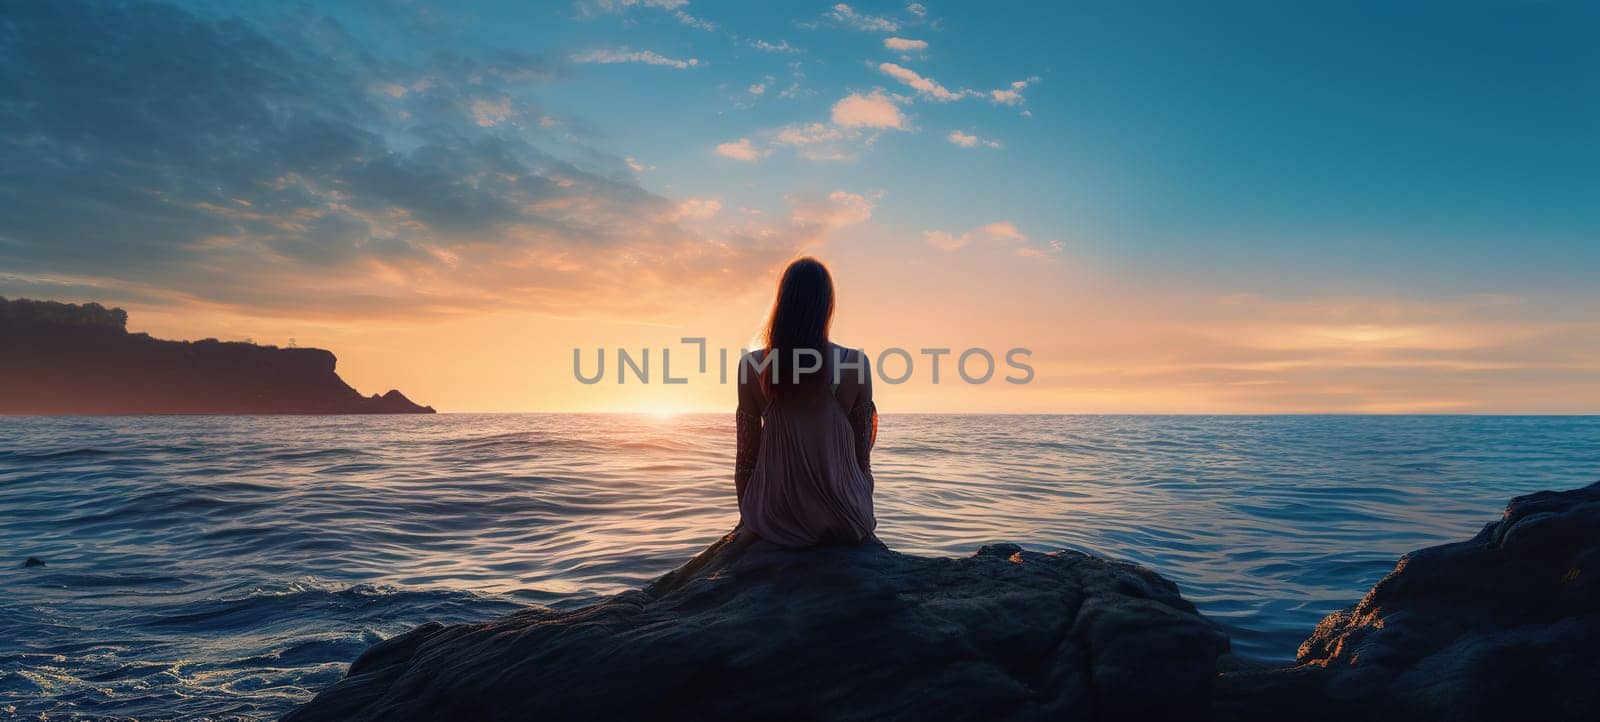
[
  {"left": 1218, "top": 481, "right": 1600, "bottom": 722},
  {"left": 284, "top": 532, "right": 1230, "bottom": 721},
  {"left": 289, "top": 483, "right": 1600, "bottom": 722},
  {"left": 0, "top": 296, "right": 434, "bottom": 414}
]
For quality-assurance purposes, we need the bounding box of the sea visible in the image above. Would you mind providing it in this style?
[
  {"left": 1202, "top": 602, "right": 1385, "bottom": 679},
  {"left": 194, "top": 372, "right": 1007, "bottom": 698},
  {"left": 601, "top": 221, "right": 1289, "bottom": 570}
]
[{"left": 2, "top": 414, "right": 1597, "bottom": 720}]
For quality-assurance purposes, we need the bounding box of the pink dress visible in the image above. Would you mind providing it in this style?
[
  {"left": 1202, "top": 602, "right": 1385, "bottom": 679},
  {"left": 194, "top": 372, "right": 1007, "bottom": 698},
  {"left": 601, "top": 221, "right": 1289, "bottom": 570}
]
[{"left": 734, "top": 345, "right": 877, "bottom": 547}]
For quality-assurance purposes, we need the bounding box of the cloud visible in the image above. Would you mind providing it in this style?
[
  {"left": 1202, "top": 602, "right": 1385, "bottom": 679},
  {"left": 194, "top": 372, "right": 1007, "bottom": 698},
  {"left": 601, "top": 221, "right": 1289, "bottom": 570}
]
[
  {"left": 748, "top": 83, "right": 766, "bottom": 95},
  {"left": 715, "top": 138, "right": 766, "bottom": 161},
  {"left": 670, "top": 198, "right": 723, "bottom": 221},
  {"left": 774, "top": 123, "right": 846, "bottom": 146},
  {"left": 906, "top": 3, "right": 927, "bottom": 17},
  {"left": 822, "top": 3, "right": 899, "bottom": 32},
  {"left": 975, "top": 221, "right": 1026, "bottom": 243},
  {"left": 1016, "top": 240, "right": 1065, "bottom": 257},
  {"left": 0, "top": 0, "right": 821, "bottom": 319},
  {"left": 877, "top": 62, "right": 974, "bottom": 102},
  {"left": 586, "top": 0, "right": 688, "bottom": 10},
  {"left": 922, "top": 231, "right": 968, "bottom": 251},
  {"left": 831, "top": 90, "right": 906, "bottom": 129},
  {"left": 571, "top": 48, "right": 700, "bottom": 69},
  {"left": 470, "top": 97, "right": 513, "bottom": 127},
  {"left": 750, "top": 39, "right": 802, "bottom": 53},
  {"left": 722, "top": 112, "right": 881, "bottom": 162},
  {"left": 991, "top": 76, "right": 1041, "bottom": 105},
  {"left": 883, "top": 37, "right": 928, "bottom": 52},
  {"left": 581, "top": 0, "right": 715, "bottom": 31},
  {"left": 797, "top": 147, "right": 857, "bottom": 162},
  {"left": 788, "top": 191, "right": 875, "bottom": 235},
  {"left": 726, "top": 92, "right": 906, "bottom": 163},
  {"left": 769, "top": 123, "right": 854, "bottom": 161},
  {"left": 924, "top": 221, "right": 1055, "bottom": 256},
  {"left": 777, "top": 60, "right": 812, "bottom": 99},
  {"left": 947, "top": 130, "right": 1001, "bottom": 149}
]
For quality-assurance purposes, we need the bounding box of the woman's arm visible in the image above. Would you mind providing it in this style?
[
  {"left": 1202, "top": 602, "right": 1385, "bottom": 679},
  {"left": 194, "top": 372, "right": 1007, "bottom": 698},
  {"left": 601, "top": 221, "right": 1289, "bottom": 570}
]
[
  {"left": 846, "top": 352, "right": 876, "bottom": 479},
  {"left": 733, "top": 354, "right": 764, "bottom": 503}
]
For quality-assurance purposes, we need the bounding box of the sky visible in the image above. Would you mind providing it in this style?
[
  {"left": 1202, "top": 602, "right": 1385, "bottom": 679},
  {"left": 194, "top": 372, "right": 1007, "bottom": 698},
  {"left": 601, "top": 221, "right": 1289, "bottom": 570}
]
[{"left": 1, "top": 0, "right": 1596, "bottom": 413}]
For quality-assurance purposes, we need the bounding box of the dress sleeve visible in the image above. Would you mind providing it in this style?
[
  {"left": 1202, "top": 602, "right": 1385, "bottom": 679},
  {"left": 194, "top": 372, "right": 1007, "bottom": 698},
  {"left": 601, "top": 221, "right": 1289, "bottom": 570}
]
[
  {"left": 845, "top": 351, "right": 877, "bottom": 479},
  {"left": 734, "top": 354, "right": 764, "bottom": 503}
]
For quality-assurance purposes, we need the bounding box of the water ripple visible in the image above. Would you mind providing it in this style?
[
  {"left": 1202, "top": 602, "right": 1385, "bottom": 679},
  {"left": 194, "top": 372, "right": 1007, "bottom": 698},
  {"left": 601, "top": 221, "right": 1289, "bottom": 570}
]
[{"left": 1, "top": 413, "right": 1597, "bottom": 719}]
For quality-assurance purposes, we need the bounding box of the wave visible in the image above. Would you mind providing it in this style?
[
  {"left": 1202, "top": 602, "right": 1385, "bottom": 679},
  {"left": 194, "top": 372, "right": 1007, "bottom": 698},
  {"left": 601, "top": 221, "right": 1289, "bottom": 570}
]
[
  {"left": 2, "top": 413, "right": 1597, "bottom": 718},
  {"left": 0, "top": 447, "right": 114, "bottom": 461}
]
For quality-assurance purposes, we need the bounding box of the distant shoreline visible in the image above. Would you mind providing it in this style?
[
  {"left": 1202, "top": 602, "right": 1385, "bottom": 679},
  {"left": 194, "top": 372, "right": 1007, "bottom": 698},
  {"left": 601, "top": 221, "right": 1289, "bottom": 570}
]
[{"left": 0, "top": 297, "right": 434, "bottom": 415}]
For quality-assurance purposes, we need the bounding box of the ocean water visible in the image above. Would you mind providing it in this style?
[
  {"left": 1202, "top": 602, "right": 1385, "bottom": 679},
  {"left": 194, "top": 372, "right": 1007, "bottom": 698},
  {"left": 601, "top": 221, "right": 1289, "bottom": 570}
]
[{"left": 2, "top": 414, "right": 1597, "bottom": 720}]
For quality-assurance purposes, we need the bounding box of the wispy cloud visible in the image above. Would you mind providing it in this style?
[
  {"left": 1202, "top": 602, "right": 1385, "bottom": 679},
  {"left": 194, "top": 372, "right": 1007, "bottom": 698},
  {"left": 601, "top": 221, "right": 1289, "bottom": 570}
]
[
  {"left": 581, "top": 0, "right": 715, "bottom": 31},
  {"left": 774, "top": 123, "right": 846, "bottom": 146},
  {"left": 772, "top": 122, "right": 855, "bottom": 161},
  {"left": 777, "top": 61, "right": 812, "bottom": 99},
  {"left": 668, "top": 197, "right": 722, "bottom": 221},
  {"left": 714, "top": 138, "right": 766, "bottom": 161},
  {"left": 875, "top": 63, "right": 1040, "bottom": 110},
  {"left": 884, "top": 37, "right": 927, "bottom": 52},
  {"left": 718, "top": 90, "right": 905, "bottom": 164},
  {"left": 821, "top": 3, "right": 899, "bottom": 32},
  {"left": 1016, "top": 240, "right": 1065, "bottom": 257},
  {"left": 947, "top": 130, "right": 1000, "bottom": 149},
  {"left": 718, "top": 84, "right": 911, "bottom": 163},
  {"left": 788, "top": 190, "right": 875, "bottom": 234},
  {"left": 991, "top": 76, "right": 1041, "bottom": 105},
  {"left": 906, "top": 3, "right": 927, "bottom": 17},
  {"left": 571, "top": 48, "right": 700, "bottom": 69},
  {"left": 469, "top": 97, "right": 513, "bottom": 127},
  {"left": 877, "top": 62, "right": 974, "bottom": 102},
  {"left": 925, "top": 221, "right": 1057, "bottom": 257},
  {"left": 750, "top": 39, "right": 802, "bottom": 53}
]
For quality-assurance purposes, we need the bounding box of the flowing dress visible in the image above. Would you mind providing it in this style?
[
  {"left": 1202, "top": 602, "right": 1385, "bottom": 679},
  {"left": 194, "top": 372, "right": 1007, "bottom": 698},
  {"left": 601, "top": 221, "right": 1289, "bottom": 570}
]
[{"left": 734, "top": 345, "right": 878, "bottom": 547}]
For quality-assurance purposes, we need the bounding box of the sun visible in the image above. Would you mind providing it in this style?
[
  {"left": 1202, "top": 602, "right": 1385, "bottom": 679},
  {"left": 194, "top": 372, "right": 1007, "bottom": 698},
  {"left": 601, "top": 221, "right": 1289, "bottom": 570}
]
[{"left": 640, "top": 406, "right": 682, "bottom": 420}]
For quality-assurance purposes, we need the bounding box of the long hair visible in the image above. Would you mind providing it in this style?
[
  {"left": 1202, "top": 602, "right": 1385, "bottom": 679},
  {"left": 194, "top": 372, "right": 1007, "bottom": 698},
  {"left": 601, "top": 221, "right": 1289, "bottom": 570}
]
[{"left": 762, "top": 257, "right": 834, "bottom": 397}]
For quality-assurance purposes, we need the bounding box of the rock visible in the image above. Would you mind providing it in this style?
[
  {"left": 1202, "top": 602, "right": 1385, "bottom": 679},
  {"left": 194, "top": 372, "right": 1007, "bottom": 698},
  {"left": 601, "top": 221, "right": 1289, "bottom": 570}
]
[
  {"left": 1218, "top": 481, "right": 1600, "bottom": 722},
  {"left": 285, "top": 531, "right": 1230, "bottom": 721},
  {"left": 22, "top": 556, "right": 44, "bottom": 568},
  {"left": 0, "top": 296, "right": 435, "bottom": 414},
  {"left": 366, "top": 389, "right": 436, "bottom": 414},
  {"left": 290, "top": 483, "right": 1600, "bottom": 721}
]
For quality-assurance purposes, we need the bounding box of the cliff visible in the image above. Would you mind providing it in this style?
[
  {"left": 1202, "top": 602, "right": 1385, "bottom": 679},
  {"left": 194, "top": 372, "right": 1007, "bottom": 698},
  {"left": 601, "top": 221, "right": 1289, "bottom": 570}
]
[
  {"left": 286, "top": 483, "right": 1600, "bottom": 722},
  {"left": 0, "top": 297, "right": 434, "bottom": 414}
]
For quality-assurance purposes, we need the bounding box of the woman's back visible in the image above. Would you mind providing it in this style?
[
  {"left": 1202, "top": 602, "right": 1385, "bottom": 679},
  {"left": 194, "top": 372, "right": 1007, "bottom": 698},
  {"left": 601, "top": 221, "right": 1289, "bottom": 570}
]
[{"left": 735, "top": 344, "right": 876, "bottom": 547}]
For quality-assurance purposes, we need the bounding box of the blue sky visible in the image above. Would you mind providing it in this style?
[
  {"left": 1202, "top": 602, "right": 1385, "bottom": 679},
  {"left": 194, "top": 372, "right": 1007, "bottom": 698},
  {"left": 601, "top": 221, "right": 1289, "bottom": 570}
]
[
  {"left": 1, "top": 0, "right": 1596, "bottom": 411},
  {"left": 388, "top": 0, "right": 1599, "bottom": 292}
]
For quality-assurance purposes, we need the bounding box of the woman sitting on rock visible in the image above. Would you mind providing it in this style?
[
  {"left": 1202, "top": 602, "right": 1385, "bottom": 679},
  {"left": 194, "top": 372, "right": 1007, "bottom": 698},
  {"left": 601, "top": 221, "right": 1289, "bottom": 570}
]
[{"left": 734, "top": 257, "right": 877, "bottom": 547}]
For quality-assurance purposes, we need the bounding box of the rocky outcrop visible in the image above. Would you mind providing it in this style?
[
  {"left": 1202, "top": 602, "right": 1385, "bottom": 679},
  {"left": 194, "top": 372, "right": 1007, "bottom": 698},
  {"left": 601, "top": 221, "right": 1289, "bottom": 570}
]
[
  {"left": 0, "top": 297, "right": 433, "bottom": 414},
  {"left": 1218, "top": 481, "right": 1600, "bottom": 722},
  {"left": 288, "top": 483, "right": 1600, "bottom": 722},
  {"left": 284, "top": 532, "right": 1230, "bottom": 721}
]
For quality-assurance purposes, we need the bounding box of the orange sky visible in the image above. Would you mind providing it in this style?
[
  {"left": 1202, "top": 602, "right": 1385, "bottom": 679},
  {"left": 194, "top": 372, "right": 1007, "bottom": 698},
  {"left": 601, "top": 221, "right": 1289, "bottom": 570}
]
[{"left": 120, "top": 216, "right": 1600, "bottom": 414}]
